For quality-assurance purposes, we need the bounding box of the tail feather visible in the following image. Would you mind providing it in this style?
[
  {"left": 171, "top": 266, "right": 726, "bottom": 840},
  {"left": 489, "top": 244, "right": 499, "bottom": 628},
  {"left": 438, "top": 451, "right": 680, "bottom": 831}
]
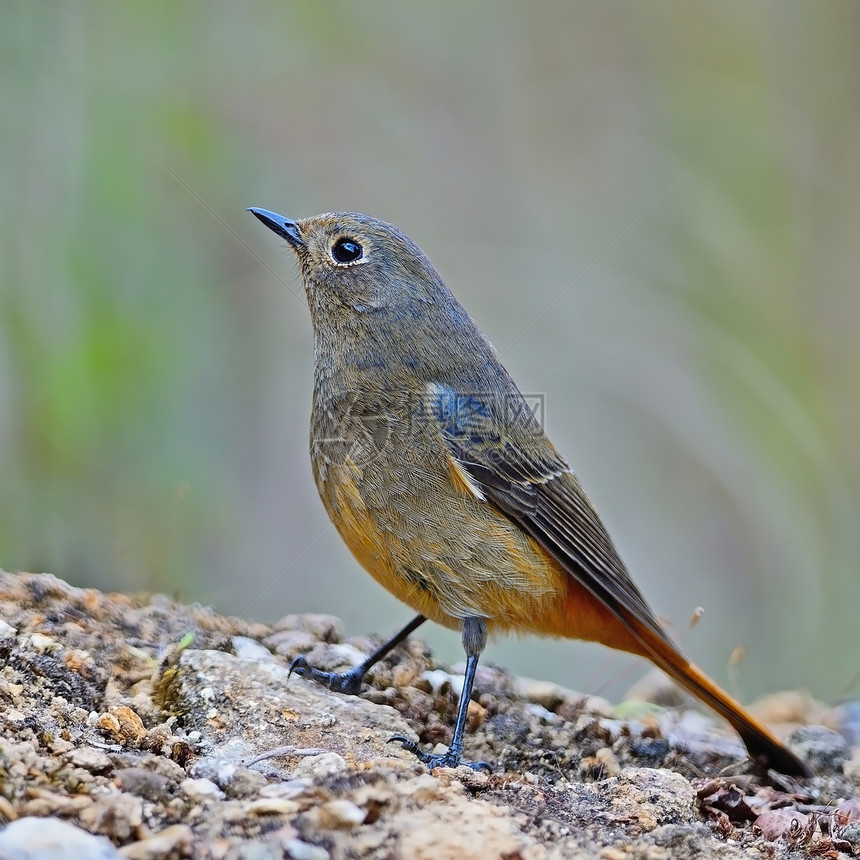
[{"left": 630, "top": 619, "right": 812, "bottom": 777}]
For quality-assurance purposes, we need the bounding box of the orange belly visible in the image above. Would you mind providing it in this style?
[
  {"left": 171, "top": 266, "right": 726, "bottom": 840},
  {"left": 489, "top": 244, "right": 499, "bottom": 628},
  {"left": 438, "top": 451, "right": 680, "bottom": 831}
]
[{"left": 317, "top": 453, "right": 643, "bottom": 656}]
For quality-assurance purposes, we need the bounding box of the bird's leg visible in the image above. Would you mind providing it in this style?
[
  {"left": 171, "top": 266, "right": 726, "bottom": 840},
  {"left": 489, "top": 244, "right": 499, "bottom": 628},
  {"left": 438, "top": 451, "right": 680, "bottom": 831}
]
[
  {"left": 391, "top": 616, "right": 491, "bottom": 771},
  {"left": 289, "top": 613, "right": 426, "bottom": 696}
]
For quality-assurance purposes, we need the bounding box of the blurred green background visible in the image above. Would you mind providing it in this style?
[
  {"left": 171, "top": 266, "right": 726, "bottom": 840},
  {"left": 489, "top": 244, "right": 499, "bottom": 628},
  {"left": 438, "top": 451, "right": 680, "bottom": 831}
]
[{"left": 2, "top": 1, "right": 858, "bottom": 705}]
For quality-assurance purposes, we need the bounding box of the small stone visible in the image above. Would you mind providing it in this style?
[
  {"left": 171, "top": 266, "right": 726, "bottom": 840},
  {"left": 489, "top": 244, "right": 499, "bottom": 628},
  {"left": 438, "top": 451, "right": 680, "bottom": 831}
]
[
  {"left": 98, "top": 706, "right": 146, "bottom": 745},
  {"left": 0, "top": 619, "right": 17, "bottom": 638},
  {"left": 398, "top": 774, "right": 442, "bottom": 804},
  {"left": 594, "top": 747, "right": 621, "bottom": 777},
  {"left": 270, "top": 613, "right": 342, "bottom": 642},
  {"left": 836, "top": 700, "right": 860, "bottom": 746},
  {"left": 245, "top": 797, "right": 300, "bottom": 816},
  {"left": 298, "top": 643, "right": 366, "bottom": 674},
  {"left": 21, "top": 793, "right": 88, "bottom": 819},
  {"left": 264, "top": 630, "right": 319, "bottom": 659},
  {"left": 232, "top": 636, "right": 275, "bottom": 661},
  {"left": 29, "top": 632, "right": 60, "bottom": 652},
  {"left": 420, "top": 669, "right": 463, "bottom": 695},
  {"left": 48, "top": 737, "right": 74, "bottom": 755},
  {"left": 456, "top": 767, "right": 490, "bottom": 791},
  {"left": 219, "top": 766, "right": 268, "bottom": 799},
  {"left": 78, "top": 793, "right": 143, "bottom": 842},
  {"left": 115, "top": 768, "right": 174, "bottom": 803},
  {"left": 755, "top": 808, "right": 809, "bottom": 842},
  {"left": 291, "top": 752, "right": 348, "bottom": 779},
  {"left": 259, "top": 778, "right": 315, "bottom": 800},
  {"left": 118, "top": 824, "right": 193, "bottom": 860},
  {"left": 270, "top": 825, "right": 300, "bottom": 849},
  {"left": 788, "top": 725, "right": 850, "bottom": 772},
  {"left": 466, "top": 699, "right": 487, "bottom": 732},
  {"left": 0, "top": 816, "right": 122, "bottom": 860},
  {"left": 180, "top": 777, "right": 226, "bottom": 802},
  {"left": 141, "top": 723, "right": 173, "bottom": 755},
  {"left": 391, "top": 663, "right": 420, "bottom": 687},
  {"left": 844, "top": 746, "right": 860, "bottom": 782},
  {"left": 598, "top": 768, "right": 695, "bottom": 831},
  {"left": 302, "top": 798, "right": 366, "bottom": 833},
  {"left": 748, "top": 689, "right": 821, "bottom": 725},
  {"left": 318, "top": 799, "right": 365, "bottom": 827},
  {"left": 516, "top": 676, "right": 583, "bottom": 711},
  {"left": 839, "top": 822, "right": 860, "bottom": 845},
  {"left": 66, "top": 746, "right": 114, "bottom": 774},
  {"left": 190, "top": 759, "right": 268, "bottom": 798},
  {"left": 561, "top": 695, "right": 615, "bottom": 720},
  {"left": 284, "top": 840, "right": 330, "bottom": 860},
  {"left": 0, "top": 795, "right": 17, "bottom": 821}
]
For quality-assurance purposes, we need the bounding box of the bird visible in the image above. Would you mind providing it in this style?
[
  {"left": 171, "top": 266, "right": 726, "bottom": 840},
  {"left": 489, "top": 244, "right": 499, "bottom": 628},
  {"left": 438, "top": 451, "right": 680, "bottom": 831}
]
[{"left": 248, "top": 206, "right": 811, "bottom": 778}]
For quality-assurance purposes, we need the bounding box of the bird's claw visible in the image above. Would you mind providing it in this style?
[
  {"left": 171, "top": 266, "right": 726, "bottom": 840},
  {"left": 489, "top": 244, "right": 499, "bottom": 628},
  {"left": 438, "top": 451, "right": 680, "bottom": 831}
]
[
  {"left": 387, "top": 736, "right": 491, "bottom": 772},
  {"left": 288, "top": 655, "right": 365, "bottom": 695}
]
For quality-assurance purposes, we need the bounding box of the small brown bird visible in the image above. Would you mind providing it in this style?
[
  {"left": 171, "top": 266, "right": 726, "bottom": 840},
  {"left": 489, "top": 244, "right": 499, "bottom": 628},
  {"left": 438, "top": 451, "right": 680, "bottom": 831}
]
[{"left": 248, "top": 207, "right": 811, "bottom": 777}]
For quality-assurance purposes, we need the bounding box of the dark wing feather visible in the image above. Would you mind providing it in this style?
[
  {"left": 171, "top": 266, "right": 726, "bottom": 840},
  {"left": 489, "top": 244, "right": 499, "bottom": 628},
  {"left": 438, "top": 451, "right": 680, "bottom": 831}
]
[
  {"left": 429, "top": 383, "right": 675, "bottom": 649},
  {"left": 428, "top": 384, "right": 815, "bottom": 777}
]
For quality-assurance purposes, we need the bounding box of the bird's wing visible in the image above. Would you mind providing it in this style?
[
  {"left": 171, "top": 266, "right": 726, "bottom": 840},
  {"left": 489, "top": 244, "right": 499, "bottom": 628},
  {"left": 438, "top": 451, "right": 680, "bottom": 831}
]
[{"left": 427, "top": 383, "right": 675, "bottom": 648}]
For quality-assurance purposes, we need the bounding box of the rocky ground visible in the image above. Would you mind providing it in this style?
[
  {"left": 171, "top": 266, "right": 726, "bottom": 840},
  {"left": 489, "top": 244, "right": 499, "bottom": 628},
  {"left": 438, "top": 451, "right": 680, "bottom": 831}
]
[{"left": 0, "top": 570, "right": 857, "bottom": 859}]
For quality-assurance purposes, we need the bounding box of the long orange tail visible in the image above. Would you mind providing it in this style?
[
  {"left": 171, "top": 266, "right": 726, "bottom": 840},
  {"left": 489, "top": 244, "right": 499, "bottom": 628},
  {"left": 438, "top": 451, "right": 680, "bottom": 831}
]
[{"left": 629, "top": 618, "right": 812, "bottom": 776}]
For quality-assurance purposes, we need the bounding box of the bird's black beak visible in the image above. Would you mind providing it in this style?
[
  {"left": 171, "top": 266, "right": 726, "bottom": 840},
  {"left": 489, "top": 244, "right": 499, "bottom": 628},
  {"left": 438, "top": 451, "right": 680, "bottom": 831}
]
[{"left": 247, "top": 207, "right": 305, "bottom": 249}]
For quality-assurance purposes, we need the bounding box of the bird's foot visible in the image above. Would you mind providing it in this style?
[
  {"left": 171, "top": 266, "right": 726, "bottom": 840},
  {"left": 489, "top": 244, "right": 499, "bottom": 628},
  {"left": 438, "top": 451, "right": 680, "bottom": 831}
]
[
  {"left": 388, "top": 736, "right": 491, "bottom": 771},
  {"left": 288, "top": 655, "right": 365, "bottom": 696}
]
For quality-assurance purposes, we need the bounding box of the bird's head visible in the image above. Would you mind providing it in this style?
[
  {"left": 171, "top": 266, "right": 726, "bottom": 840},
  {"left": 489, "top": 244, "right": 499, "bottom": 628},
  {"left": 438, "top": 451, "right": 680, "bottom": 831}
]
[{"left": 248, "top": 208, "right": 448, "bottom": 317}]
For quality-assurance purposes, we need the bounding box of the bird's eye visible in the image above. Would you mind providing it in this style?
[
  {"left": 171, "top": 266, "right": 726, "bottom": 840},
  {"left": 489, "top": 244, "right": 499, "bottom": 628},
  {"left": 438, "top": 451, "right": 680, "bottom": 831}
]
[{"left": 331, "top": 237, "right": 363, "bottom": 264}]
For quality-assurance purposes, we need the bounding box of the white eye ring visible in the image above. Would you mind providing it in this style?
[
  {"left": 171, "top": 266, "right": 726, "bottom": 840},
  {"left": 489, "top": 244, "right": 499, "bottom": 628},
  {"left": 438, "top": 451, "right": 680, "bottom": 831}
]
[{"left": 331, "top": 237, "right": 364, "bottom": 266}]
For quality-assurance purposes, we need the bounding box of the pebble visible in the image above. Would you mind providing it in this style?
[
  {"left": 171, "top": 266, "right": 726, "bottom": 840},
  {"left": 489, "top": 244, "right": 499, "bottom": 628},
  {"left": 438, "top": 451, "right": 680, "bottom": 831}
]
[
  {"left": 264, "top": 629, "right": 318, "bottom": 658},
  {"left": 29, "top": 633, "right": 60, "bottom": 652},
  {"left": 291, "top": 752, "right": 348, "bottom": 779},
  {"left": 180, "top": 777, "right": 226, "bottom": 801},
  {"left": 420, "top": 669, "right": 463, "bottom": 695},
  {"left": 119, "top": 824, "right": 193, "bottom": 860},
  {"left": 516, "top": 676, "right": 610, "bottom": 714},
  {"left": 398, "top": 774, "right": 442, "bottom": 804},
  {"left": 259, "top": 778, "right": 315, "bottom": 800},
  {"left": 837, "top": 701, "right": 860, "bottom": 746},
  {"left": 245, "top": 797, "right": 300, "bottom": 816},
  {"left": 270, "top": 613, "right": 342, "bottom": 642},
  {"left": 839, "top": 822, "right": 860, "bottom": 845},
  {"left": 788, "top": 725, "right": 850, "bottom": 772},
  {"left": 594, "top": 747, "right": 621, "bottom": 777},
  {"left": 284, "top": 839, "right": 331, "bottom": 860},
  {"left": 78, "top": 793, "right": 143, "bottom": 842},
  {"left": 98, "top": 706, "right": 146, "bottom": 745},
  {"left": 304, "top": 642, "right": 367, "bottom": 672},
  {"left": 316, "top": 799, "right": 366, "bottom": 827},
  {"left": 66, "top": 746, "right": 114, "bottom": 774},
  {"left": 844, "top": 747, "right": 860, "bottom": 781},
  {"left": 232, "top": 636, "right": 275, "bottom": 661},
  {"left": 115, "top": 767, "right": 174, "bottom": 803},
  {"left": 0, "top": 816, "right": 122, "bottom": 859},
  {"left": 191, "top": 759, "right": 268, "bottom": 798}
]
